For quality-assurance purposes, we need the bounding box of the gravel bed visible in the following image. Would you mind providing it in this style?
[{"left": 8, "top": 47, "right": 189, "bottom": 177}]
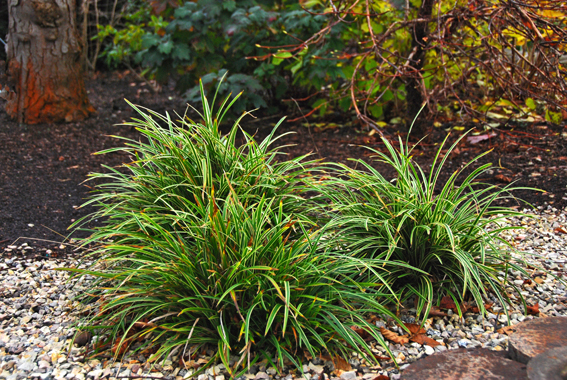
[{"left": 0, "top": 206, "right": 566, "bottom": 380}]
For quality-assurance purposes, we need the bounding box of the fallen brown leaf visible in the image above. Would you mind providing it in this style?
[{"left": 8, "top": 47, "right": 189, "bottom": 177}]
[
  {"left": 533, "top": 277, "right": 544, "bottom": 284},
  {"left": 440, "top": 296, "right": 457, "bottom": 311},
  {"left": 470, "top": 302, "right": 494, "bottom": 314},
  {"left": 333, "top": 355, "right": 352, "bottom": 371},
  {"left": 93, "top": 339, "right": 112, "bottom": 351},
  {"left": 410, "top": 334, "right": 441, "bottom": 347},
  {"left": 112, "top": 336, "right": 135, "bottom": 356},
  {"left": 372, "top": 376, "right": 390, "bottom": 380},
  {"left": 460, "top": 302, "right": 471, "bottom": 314},
  {"left": 404, "top": 323, "right": 426, "bottom": 335},
  {"left": 554, "top": 226, "right": 567, "bottom": 234},
  {"left": 179, "top": 359, "right": 200, "bottom": 370},
  {"left": 380, "top": 327, "right": 409, "bottom": 345},
  {"left": 366, "top": 314, "right": 380, "bottom": 323},
  {"left": 494, "top": 174, "right": 513, "bottom": 183},
  {"left": 497, "top": 325, "right": 517, "bottom": 335},
  {"left": 140, "top": 345, "right": 158, "bottom": 356},
  {"left": 428, "top": 306, "right": 448, "bottom": 317},
  {"left": 350, "top": 325, "right": 371, "bottom": 341},
  {"left": 527, "top": 303, "right": 540, "bottom": 315},
  {"left": 372, "top": 353, "right": 392, "bottom": 361}
]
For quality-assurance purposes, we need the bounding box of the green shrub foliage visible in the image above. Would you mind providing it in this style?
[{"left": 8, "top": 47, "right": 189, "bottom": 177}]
[
  {"left": 70, "top": 82, "right": 399, "bottom": 374},
  {"left": 94, "top": 0, "right": 567, "bottom": 127},
  {"left": 70, "top": 87, "right": 540, "bottom": 368},
  {"left": 69, "top": 80, "right": 543, "bottom": 371},
  {"left": 317, "top": 133, "right": 533, "bottom": 318},
  {"left": 96, "top": 0, "right": 345, "bottom": 112}
]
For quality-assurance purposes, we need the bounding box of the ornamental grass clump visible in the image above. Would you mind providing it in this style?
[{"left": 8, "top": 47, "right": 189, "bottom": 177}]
[
  {"left": 69, "top": 83, "right": 398, "bottom": 374},
  {"left": 79, "top": 86, "right": 313, "bottom": 236},
  {"left": 319, "top": 133, "right": 531, "bottom": 318}
]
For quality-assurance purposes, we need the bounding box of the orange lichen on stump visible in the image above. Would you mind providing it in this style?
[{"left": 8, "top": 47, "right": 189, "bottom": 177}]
[
  {"left": 6, "top": 59, "right": 95, "bottom": 124},
  {"left": 5, "top": 0, "right": 95, "bottom": 124}
]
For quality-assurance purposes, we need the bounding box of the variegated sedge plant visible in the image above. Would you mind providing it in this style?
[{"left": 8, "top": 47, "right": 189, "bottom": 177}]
[
  {"left": 315, "top": 128, "right": 537, "bottom": 320},
  {"left": 65, "top": 78, "right": 402, "bottom": 376}
]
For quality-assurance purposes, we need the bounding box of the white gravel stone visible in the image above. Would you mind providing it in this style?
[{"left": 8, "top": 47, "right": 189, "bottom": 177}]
[
  {"left": 340, "top": 370, "right": 358, "bottom": 380},
  {"left": 423, "top": 345, "right": 435, "bottom": 356}
]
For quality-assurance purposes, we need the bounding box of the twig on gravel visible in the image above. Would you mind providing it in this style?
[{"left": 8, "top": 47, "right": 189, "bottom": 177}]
[{"left": 181, "top": 318, "right": 200, "bottom": 370}]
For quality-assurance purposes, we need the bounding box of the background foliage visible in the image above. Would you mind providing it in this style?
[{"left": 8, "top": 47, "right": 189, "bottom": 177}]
[
  {"left": 80, "top": 0, "right": 567, "bottom": 128},
  {"left": 308, "top": 0, "right": 567, "bottom": 132},
  {"left": 91, "top": 0, "right": 345, "bottom": 112}
]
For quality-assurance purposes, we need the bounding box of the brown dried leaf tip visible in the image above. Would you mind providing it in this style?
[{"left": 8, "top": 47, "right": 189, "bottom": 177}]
[
  {"left": 380, "top": 323, "right": 441, "bottom": 347},
  {"left": 496, "top": 325, "right": 517, "bottom": 335},
  {"left": 380, "top": 327, "right": 410, "bottom": 345},
  {"left": 527, "top": 303, "right": 540, "bottom": 315},
  {"left": 333, "top": 354, "right": 352, "bottom": 371}
]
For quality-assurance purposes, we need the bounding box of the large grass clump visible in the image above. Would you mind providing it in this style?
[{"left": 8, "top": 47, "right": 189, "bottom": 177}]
[
  {"left": 70, "top": 82, "right": 399, "bottom": 374},
  {"left": 317, "top": 133, "right": 531, "bottom": 318}
]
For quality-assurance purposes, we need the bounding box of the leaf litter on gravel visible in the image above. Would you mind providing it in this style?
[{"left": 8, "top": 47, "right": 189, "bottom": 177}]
[{"left": 380, "top": 323, "right": 441, "bottom": 347}]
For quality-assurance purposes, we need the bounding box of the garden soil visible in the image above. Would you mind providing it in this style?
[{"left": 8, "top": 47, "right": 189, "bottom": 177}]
[{"left": 1, "top": 71, "right": 567, "bottom": 255}]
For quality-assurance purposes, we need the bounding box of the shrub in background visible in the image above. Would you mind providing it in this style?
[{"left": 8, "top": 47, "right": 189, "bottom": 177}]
[
  {"left": 95, "top": 0, "right": 345, "bottom": 113},
  {"left": 88, "top": 0, "right": 566, "bottom": 132},
  {"left": 317, "top": 133, "right": 532, "bottom": 318},
  {"left": 69, "top": 82, "right": 399, "bottom": 373}
]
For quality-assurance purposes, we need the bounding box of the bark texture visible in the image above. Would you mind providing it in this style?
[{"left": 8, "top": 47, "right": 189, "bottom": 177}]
[{"left": 4, "top": 0, "right": 95, "bottom": 124}]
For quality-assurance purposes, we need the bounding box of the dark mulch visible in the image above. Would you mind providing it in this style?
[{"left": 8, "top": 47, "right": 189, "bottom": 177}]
[{"left": 1, "top": 71, "right": 567, "bottom": 254}]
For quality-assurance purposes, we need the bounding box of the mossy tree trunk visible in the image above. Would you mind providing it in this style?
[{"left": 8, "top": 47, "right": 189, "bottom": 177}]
[{"left": 4, "top": 0, "right": 95, "bottom": 124}]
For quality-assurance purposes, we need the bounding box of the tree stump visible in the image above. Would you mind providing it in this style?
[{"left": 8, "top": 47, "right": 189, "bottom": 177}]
[{"left": 4, "top": 0, "right": 95, "bottom": 124}]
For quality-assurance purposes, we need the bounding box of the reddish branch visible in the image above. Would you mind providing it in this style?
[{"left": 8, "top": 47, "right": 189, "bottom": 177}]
[{"left": 270, "top": 0, "right": 567, "bottom": 132}]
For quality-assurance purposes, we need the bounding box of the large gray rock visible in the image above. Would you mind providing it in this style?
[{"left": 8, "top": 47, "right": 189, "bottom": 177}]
[
  {"left": 508, "top": 317, "right": 567, "bottom": 364},
  {"left": 401, "top": 348, "right": 527, "bottom": 380},
  {"left": 527, "top": 346, "right": 567, "bottom": 380}
]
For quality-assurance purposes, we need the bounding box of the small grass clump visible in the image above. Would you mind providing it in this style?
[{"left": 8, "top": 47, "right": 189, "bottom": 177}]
[
  {"left": 318, "top": 133, "right": 531, "bottom": 318},
  {"left": 70, "top": 82, "right": 398, "bottom": 374}
]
